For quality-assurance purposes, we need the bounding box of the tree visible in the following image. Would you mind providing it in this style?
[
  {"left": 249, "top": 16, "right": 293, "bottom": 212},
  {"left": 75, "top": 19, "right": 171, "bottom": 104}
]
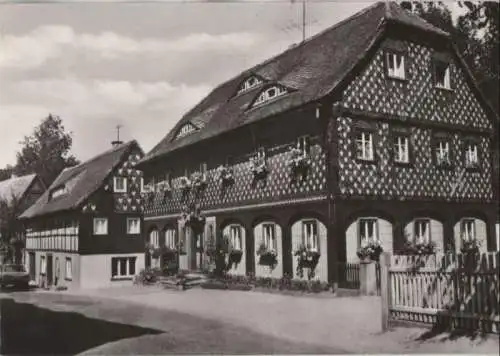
[
  {"left": 0, "top": 165, "right": 14, "bottom": 182},
  {"left": 0, "top": 194, "right": 24, "bottom": 264},
  {"left": 401, "top": 1, "right": 499, "bottom": 114},
  {"left": 14, "top": 114, "right": 79, "bottom": 187}
]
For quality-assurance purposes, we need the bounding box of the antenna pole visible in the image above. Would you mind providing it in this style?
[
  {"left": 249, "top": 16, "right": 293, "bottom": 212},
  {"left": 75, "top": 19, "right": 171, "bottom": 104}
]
[
  {"left": 116, "top": 124, "right": 122, "bottom": 142},
  {"left": 302, "top": 0, "right": 306, "bottom": 42}
]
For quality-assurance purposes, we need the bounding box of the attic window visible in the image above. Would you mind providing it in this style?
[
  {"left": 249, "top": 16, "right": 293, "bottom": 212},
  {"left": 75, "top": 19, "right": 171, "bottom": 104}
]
[
  {"left": 50, "top": 186, "right": 67, "bottom": 200},
  {"left": 238, "top": 76, "right": 263, "bottom": 94},
  {"left": 434, "top": 60, "right": 451, "bottom": 90},
  {"left": 385, "top": 52, "right": 406, "bottom": 80},
  {"left": 175, "top": 123, "right": 198, "bottom": 140},
  {"left": 252, "top": 85, "right": 288, "bottom": 107}
]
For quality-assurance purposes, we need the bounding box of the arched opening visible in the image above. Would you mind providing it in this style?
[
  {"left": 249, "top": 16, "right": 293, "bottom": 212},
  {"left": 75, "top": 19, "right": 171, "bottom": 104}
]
[
  {"left": 253, "top": 219, "right": 282, "bottom": 278},
  {"left": 221, "top": 222, "right": 246, "bottom": 276}
]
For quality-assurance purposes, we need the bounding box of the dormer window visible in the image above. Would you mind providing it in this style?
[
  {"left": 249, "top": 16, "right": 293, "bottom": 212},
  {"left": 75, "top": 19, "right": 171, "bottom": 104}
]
[
  {"left": 385, "top": 51, "right": 406, "bottom": 80},
  {"left": 238, "top": 76, "right": 263, "bottom": 94},
  {"left": 50, "top": 186, "right": 67, "bottom": 200},
  {"left": 434, "top": 60, "right": 451, "bottom": 90},
  {"left": 252, "top": 85, "right": 288, "bottom": 107},
  {"left": 175, "top": 122, "right": 198, "bottom": 140}
]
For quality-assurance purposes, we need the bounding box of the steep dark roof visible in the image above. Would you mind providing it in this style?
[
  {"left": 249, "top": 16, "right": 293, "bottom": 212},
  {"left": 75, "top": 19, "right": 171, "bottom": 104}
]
[
  {"left": 19, "top": 141, "right": 141, "bottom": 220},
  {"left": 139, "top": 2, "right": 449, "bottom": 165},
  {"left": 0, "top": 174, "right": 38, "bottom": 206}
]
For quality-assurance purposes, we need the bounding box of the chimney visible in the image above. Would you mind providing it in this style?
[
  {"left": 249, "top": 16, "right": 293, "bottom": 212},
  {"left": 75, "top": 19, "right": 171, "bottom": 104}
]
[{"left": 111, "top": 140, "right": 123, "bottom": 149}]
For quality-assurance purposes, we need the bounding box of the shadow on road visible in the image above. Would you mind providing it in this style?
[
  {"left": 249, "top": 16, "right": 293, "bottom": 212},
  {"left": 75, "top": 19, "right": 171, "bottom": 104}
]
[{"left": 0, "top": 298, "right": 163, "bottom": 355}]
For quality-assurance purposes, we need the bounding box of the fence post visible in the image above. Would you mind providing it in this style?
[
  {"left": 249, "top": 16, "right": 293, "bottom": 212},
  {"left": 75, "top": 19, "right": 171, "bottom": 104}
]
[{"left": 380, "top": 251, "right": 392, "bottom": 332}]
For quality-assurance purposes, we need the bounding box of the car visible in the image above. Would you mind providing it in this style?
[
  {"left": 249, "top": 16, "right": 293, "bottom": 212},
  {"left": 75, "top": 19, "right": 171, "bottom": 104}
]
[{"left": 0, "top": 264, "right": 31, "bottom": 290}]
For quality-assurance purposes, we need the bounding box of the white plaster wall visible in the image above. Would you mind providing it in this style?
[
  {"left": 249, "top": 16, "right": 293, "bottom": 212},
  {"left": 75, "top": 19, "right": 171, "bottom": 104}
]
[
  {"left": 28, "top": 251, "right": 80, "bottom": 289},
  {"left": 223, "top": 224, "right": 246, "bottom": 276},
  {"left": 80, "top": 253, "right": 144, "bottom": 289},
  {"left": 345, "top": 222, "right": 358, "bottom": 263},
  {"left": 291, "top": 219, "right": 328, "bottom": 281},
  {"left": 253, "top": 222, "right": 283, "bottom": 278}
]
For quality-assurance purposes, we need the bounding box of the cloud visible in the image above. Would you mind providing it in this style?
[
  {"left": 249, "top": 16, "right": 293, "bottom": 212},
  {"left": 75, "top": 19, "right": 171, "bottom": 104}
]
[
  {"left": 0, "top": 25, "right": 262, "bottom": 69},
  {"left": 0, "top": 77, "right": 211, "bottom": 166}
]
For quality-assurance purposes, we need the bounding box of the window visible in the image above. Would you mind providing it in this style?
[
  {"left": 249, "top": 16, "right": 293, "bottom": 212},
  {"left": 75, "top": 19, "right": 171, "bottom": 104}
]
[
  {"left": 257, "top": 147, "right": 266, "bottom": 161},
  {"left": 175, "top": 123, "right": 197, "bottom": 139},
  {"left": 93, "top": 218, "right": 108, "bottom": 235},
  {"left": 386, "top": 52, "right": 406, "bottom": 80},
  {"left": 40, "top": 255, "right": 46, "bottom": 275},
  {"left": 65, "top": 257, "right": 72, "bottom": 280},
  {"left": 111, "top": 257, "right": 137, "bottom": 279},
  {"left": 149, "top": 229, "right": 159, "bottom": 248},
  {"left": 297, "top": 136, "right": 310, "bottom": 156},
  {"left": 359, "top": 219, "right": 378, "bottom": 243},
  {"left": 393, "top": 135, "right": 410, "bottom": 164},
  {"left": 50, "top": 186, "right": 67, "bottom": 200},
  {"left": 414, "top": 219, "right": 431, "bottom": 243},
  {"left": 302, "top": 220, "right": 319, "bottom": 252},
  {"left": 355, "top": 131, "right": 374, "bottom": 161},
  {"left": 165, "top": 229, "right": 176, "bottom": 249},
  {"left": 140, "top": 178, "right": 145, "bottom": 193},
  {"left": 127, "top": 218, "right": 141, "bottom": 235},
  {"left": 434, "top": 60, "right": 451, "bottom": 89},
  {"left": 435, "top": 139, "right": 451, "bottom": 166},
  {"left": 262, "top": 223, "right": 277, "bottom": 250},
  {"left": 229, "top": 225, "right": 242, "bottom": 250},
  {"left": 113, "top": 177, "right": 127, "bottom": 193},
  {"left": 464, "top": 142, "right": 479, "bottom": 168},
  {"left": 238, "top": 76, "right": 263, "bottom": 94},
  {"left": 461, "top": 219, "right": 475, "bottom": 242},
  {"left": 253, "top": 85, "right": 288, "bottom": 107},
  {"left": 200, "top": 162, "right": 207, "bottom": 175}
]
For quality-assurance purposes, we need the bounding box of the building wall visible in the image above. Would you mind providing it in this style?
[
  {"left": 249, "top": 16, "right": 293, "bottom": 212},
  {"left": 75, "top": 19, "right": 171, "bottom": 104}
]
[
  {"left": 25, "top": 250, "right": 80, "bottom": 289},
  {"left": 79, "top": 253, "right": 144, "bottom": 289}
]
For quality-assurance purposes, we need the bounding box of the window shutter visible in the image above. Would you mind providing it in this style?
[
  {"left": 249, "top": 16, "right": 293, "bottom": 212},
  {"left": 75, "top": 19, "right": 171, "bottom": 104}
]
[{"left": 254, "top": 223, "right": 263, "bottom": 250}]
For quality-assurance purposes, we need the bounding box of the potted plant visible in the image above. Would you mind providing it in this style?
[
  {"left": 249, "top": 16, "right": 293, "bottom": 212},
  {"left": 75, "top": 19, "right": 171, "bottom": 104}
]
[
  {"left": 191, "top": 171, "right": 207, "bottom": 191},
  {"left": 403, "top": 240, "right": 437, "bottom": 256},
  {"left": 287, "top": 147, "right": 310, "bottom": 181},
  {"left": 294, "top": 243, "right": 321, "bottom": 280},
  {"left": 227, "top": 235, "right": 243, "bottom": 269},
  {"left": 256, "top": 243, "right": 278, "bottom": 271},
  {"left": 249, "top": 156, "right": 268, "bottom": 181},
  {"left": 356, "top": 239, "right": 383, "bottom": 263},
  {"left": 216, "top": 165, "right": 234, "bottom": 186}
]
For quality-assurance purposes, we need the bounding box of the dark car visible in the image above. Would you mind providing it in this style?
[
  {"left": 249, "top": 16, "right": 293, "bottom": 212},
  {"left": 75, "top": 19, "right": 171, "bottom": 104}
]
[{"left": 0, "top": 264, "right": 30, "bottom": 290}]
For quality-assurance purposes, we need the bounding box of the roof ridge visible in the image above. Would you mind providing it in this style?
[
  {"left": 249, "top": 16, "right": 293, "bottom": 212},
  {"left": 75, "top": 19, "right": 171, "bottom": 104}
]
[{"left": 79, "top": 139, "right": 136, "bottom": 168}]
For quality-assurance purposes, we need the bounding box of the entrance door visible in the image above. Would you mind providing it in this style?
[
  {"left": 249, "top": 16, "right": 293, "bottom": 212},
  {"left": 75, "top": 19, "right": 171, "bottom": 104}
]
[
  {"left": 46, "top": 254, "right": 53, "bottom": 286},
  {"left": 28, "top": 252, "right": 35, "bottom": 280}
]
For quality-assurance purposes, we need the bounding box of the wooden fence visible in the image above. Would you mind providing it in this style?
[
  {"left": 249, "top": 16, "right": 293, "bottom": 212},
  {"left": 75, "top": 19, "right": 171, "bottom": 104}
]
[
  {"left": 380, "top": 252, "right": 500, "bottom": 334},
  {"left": 337, "top": 262, "right": 360, "bottom": 289}
]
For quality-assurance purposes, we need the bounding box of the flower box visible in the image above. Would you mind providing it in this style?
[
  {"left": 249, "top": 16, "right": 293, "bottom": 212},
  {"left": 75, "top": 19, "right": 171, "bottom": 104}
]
[
  {"left": 356, "top": 239, "right": 383, "bottom": 262},
  {"left": 294, "top": 244, "right": 321, "bottom": 280},
  {"left": 287, "top": 147, "right": 311, "bottom": 178},
  {"left": 190, "top": 171, "right": 207, "bottom": 191},
  {"left": 249, "top": 157, "right": 268, "bottom": 180},
  {"left": 216, "top": 165, "right": 234, "bottom": 186},
  {"left": 402, "top": 240, "right": 436, "bottom": 256},
  {"left": 228, "top": 249, "right": 243, "bottom": 268},
  {"left": 179, "top": 176, "right": 192, "bottom": 192}
]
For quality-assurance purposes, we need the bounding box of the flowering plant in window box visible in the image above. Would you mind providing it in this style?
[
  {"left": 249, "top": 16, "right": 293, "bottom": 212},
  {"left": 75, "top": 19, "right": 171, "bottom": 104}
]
[
  {"left": 216, "top": 165, "right": 234, "bottom": 186},
  {"left": 256, "top": 243, "right": 278, "bottom": 270},
  {"left": 460, "top": 238, "right": 481, "bottom": 255},
  {"left": 356, "top": 239, "right": 383, "bottom": 262},
  {"left": 287, "top": 147, "right": 310, "bottom": 179},
  {"left": 156, "top": 181, "right": 171, "bottom": 193},
  {"left": 179, "top": 176, "right": 192, "bottom": 193},
  {"left": 402, "top": 240, "right": 436, "bottom": 256},
  {"left": 190, "top": 171, "right": 207, "bottom": 191},
  {"left": 294, "top": 243, "right": 321, "bottom": 280},
  {"left": 249, "top": 157, "right": 268, "bottom": 180}
]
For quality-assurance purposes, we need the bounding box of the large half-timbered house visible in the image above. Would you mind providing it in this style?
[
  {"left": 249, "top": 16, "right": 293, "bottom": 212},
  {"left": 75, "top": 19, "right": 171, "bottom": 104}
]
[
  {"left": 136, "top": 2, "right": 499, "bottom": 284},
  {"left": 19, "top": 140, "right": 146, "bottom": 289}
]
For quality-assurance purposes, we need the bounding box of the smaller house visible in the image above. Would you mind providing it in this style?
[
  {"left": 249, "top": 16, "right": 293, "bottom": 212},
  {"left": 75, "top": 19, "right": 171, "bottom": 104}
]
[
  {"left": 0, "top": 173, "right": 45, "bottom": 263},
  {"left": 19, "top": 140, "right": 146, "bottom": 289}
]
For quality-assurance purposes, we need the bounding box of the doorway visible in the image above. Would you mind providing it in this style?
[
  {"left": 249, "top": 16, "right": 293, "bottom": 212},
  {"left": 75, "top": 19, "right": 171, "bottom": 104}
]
[
  {"left": 28, "top": 252, "right": 35, "bottom": 280},
  {"left": 46, "top": 254, "right": 53, "bottom": 286}
]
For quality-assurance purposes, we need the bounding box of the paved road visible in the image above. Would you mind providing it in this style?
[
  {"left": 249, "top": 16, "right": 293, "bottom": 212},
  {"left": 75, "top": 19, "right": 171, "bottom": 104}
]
[{"left": 0, "top": 289, "right": 345, "bottom": 355}]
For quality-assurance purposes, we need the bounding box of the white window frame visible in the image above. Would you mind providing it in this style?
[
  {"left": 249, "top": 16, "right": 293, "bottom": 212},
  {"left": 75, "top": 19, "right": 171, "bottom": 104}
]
[
  {"left": 176, "top": 123, "right": 197, "bottom": 139},
  {"left": 150, "top": 229, "right": 159, "bottom": 248},
  {"left": 93, "top": 218, "right": 108, "bottom": 235},
  {"left": 40, "top": 255, "right": 46, "bottom": 275},
  {"left": 386, "top": 52, "right": 406, "bottom": 80},
  {"left": 394, "top": 135, "right": 410, "bottom": 163},
  {"left": 238, "top": 76, "right": 263, "bottom": 94},
  {"left": 126, "top": 217, "right": 141, "bottom": 235},
  {"left": 435, "top": 60, "right": 451, "bottom": 89},
  {"left": 113, "top": 177, "right": 127, "bottom": 193},
  {"left": 111, "top": 257, "right": 137, "bottom": 279},
  {"left": 140, "top": 177, "right": 145, "bottom": 193},
  {"left": 461, "top": 219, "right": 475, "bottom": 242},
  {"left": 355, "top": 131, "right": 374, "bottom": 161},
  {"left": 262, "top": 223, "right": 276, "bottom": 251},
  {"left": 302, "top": 219, "right": 319, "bottom": 252},
  {"left": 358, "top": 218, "right": 378, "bottom": 244},
  {"left": 435, "top": 140, "right": 451, "bottom": 166},
  {"left": 253, "top": 86, "right": 288, "bottom": 106},
  {"left": 65, "top": 257, "right": 72, "bottom": 280},
  {"left": 229, "top": 225, "right": 242, "bottom": 250},
  {"left": 165, "top": 228, "right": 176, "bottom": 249},
  {"left": 414, "top": 219, "right": 431, "bottom": 243},
  {"left": 297, "top": 136, "right": 310, "bottom": 156},
  {"left": 465, "top": 142, "right": 479, "bottom": 168}
]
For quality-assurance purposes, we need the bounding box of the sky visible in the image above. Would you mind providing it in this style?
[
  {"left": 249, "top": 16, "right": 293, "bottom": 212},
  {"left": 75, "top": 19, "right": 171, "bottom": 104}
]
[{"left": 0, "top": 0, "right": 467, "bottom": 168}]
